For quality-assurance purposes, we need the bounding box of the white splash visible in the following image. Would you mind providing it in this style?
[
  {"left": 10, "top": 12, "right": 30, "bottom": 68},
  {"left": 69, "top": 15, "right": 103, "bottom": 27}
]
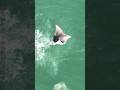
[
  {"left": 35, "top": 29, "right": 60, "bottom": 76},
  {"left": 53, "top": 82, "right": 70, "bottom": 90},
  {"left": 35, "top": 30, "right": 50, "bottom": 64}
]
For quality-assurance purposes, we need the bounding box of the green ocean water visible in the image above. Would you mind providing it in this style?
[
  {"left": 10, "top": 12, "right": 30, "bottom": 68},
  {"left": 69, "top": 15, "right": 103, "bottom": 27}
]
[{"left": 35, "top": 0, "right": 85, "bottom": 90}]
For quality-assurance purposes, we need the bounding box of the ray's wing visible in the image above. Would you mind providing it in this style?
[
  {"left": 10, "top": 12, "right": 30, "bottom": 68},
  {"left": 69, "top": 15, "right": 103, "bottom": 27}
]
[
  {"left": 59, "top": 35, "right": 71, "bottom": 43},
  {"left": 54, "top": 25, "right": 65, "bottom": 36}
]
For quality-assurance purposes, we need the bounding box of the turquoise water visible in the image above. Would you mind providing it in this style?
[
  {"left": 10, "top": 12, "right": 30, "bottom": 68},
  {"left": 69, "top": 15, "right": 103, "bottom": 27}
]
[{"left": 35, "top": 0, "right": 85, "bottom": 90}]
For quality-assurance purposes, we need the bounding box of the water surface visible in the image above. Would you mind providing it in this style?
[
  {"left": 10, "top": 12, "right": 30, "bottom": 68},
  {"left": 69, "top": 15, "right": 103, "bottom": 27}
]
[{"left": 35, "top": 0, "right": 85, "bottom": 90}]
